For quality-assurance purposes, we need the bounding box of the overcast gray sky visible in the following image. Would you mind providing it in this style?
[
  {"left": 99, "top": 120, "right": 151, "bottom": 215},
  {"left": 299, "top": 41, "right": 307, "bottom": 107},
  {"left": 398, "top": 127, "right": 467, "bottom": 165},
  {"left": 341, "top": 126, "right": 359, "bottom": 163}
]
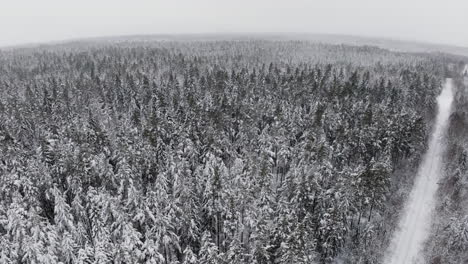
[{"left": 0, "top": 0, "right": 467, "bottom": 47}]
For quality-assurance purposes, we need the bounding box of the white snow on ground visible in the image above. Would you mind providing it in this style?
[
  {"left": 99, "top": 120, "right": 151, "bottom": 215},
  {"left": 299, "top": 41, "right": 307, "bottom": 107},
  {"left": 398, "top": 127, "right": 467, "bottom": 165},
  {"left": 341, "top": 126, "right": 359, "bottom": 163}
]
[{"left": 384, "top": 78, "right": 454, "bottom": 264}]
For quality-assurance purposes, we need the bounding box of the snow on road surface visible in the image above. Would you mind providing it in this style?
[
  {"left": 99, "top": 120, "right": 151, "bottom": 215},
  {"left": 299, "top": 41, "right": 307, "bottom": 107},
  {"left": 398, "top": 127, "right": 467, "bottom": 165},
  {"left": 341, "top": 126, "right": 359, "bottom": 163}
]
[{"left": 384, "top": 78, "right": 454, "bottom": 264}]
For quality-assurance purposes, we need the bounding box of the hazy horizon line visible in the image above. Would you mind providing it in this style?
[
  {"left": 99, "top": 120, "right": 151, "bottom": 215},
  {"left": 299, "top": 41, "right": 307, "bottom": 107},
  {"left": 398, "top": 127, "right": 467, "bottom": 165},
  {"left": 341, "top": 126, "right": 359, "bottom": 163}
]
[{"left": 2, "top": 31, "right": 468, "bottom": 52}]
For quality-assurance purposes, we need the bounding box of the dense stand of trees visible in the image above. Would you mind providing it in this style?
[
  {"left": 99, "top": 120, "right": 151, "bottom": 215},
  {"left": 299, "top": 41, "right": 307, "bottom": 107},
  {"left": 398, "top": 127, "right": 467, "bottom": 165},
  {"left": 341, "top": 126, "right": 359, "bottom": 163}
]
[{"left": 0, "top": 40, "right": 461, "bottom": 263}]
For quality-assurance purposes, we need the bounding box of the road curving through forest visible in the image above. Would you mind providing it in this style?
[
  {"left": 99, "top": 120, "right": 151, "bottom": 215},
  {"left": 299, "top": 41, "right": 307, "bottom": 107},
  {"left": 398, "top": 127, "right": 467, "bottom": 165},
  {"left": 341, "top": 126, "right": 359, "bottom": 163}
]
[{"left": 384, "top": 78, "right": 454, "bottom": 264}]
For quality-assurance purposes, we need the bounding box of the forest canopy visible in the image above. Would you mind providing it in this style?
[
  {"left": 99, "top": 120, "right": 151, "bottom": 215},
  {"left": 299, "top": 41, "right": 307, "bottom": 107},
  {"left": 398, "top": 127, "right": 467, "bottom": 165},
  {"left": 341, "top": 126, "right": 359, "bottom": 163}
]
[{"left": 0, "top": 40, "right": 465, "bottom": 263}]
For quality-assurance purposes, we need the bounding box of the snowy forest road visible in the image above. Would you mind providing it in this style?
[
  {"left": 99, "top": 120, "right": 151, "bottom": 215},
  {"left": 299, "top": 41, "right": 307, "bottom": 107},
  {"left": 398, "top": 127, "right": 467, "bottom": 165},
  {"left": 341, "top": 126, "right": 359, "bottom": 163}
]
[{"left": 383, "top": 77, "right": 454, "bottom": 264}]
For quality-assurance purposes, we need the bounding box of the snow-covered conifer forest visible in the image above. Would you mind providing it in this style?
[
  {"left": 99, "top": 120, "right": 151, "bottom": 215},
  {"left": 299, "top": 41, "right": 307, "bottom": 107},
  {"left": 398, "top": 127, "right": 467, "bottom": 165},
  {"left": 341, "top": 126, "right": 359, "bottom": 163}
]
[{"left": 0, "top": 39, "right": 467, "bottom": 263}]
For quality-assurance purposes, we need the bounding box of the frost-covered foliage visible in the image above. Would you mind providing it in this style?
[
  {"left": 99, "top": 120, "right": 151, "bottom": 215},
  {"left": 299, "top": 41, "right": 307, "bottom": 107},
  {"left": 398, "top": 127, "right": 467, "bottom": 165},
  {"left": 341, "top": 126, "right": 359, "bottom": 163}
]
[{"left": 0, "top": 40, "right": 459, "bottom": 263}]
